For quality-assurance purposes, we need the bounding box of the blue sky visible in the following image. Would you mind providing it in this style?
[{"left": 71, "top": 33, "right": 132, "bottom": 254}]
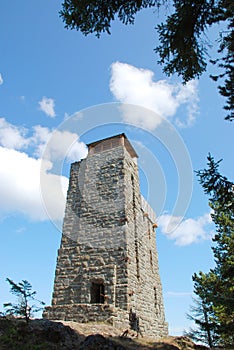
[{"left": 0, "top": 1, "right": 233, "bottom": 336}]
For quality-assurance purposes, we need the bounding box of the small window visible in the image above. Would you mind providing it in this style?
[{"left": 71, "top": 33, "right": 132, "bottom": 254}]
[
  {"left": 90, "top": 282, "right": 105, "bottom": 304},
  {"left": 150, "top": 250, "right": 153, "bottom": 267},
  {"left": 154, "top": 287, "right": 157, "bottom": 308}
]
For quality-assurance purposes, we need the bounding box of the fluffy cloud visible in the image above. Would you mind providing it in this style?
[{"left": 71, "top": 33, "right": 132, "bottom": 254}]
[
  {"left": 32, "top": 125, "right": 88, "bottom": 162},
  {"left": 38, "top": 97, "right": 56, "bottom": 117},
  {"left": 110, "top": 62, "right": 199, "bottom": 129},
  {"left": 0, "top": 119, "right": 87, "bottom": 162},
  {"left": 0, "top": 73, "right": 3, "bottom": 85},
  {"left": 0, "top": 118, "right": 88, "bottom": 221},
  {"left": 158, "top": 213, "right": 213, "bottom": 246},
  {"left": 0, "top": 146, "right": 68, "bottom": 221},
  {"left": 0, "top": 118, "right": 29, "bottom": 150}
]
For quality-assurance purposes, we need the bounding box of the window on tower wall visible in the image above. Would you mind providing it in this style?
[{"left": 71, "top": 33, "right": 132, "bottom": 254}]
[
  {"left": 90, "top": 282, "right": 105, "bottom": 304},
  {"left": 150, "top": 250, "right": 153, "bottom": 268}
]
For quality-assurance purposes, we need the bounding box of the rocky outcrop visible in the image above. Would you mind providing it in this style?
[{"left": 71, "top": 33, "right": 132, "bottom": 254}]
[{"left": 0, "top": 318, "right": 209, "bottom": 350}]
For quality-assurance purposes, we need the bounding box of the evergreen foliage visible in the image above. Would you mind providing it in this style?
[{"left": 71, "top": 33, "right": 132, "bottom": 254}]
[
  {"left": 60, "top": 0, "right": 234, "bottom": 121},
  {"left": 192, "top": 155, "right": 234, "bottom": 348},
  {"left": 3, "top": 279, "right": 45, "bottom": 323},
  {"left": 185, "top": 297, "right": 218, "bottom": 347}
]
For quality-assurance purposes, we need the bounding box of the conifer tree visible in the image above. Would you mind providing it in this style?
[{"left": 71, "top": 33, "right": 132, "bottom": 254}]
[
  {"left": 59, "top": 0, "right": 234, "bottom": 120},
  {"left": 185, "top": 296, "right": 218, "bottom": 347},
  {"left": 193, "top": 155, "right": 234, "bottom": 347},
  {"left": 3, "top": 278, "right": 45, "bottom": 323}
]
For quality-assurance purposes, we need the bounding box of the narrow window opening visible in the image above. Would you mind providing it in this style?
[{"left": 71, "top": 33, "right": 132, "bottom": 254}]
[
  {"left": 154, "top": 287, "right": 157, "bottom": 310},
  {"left": 90, "top": 282, "right": 105, "bottom": 304},
  {"left": 150, "top": 250, "right": 153, "bottom": 268}
]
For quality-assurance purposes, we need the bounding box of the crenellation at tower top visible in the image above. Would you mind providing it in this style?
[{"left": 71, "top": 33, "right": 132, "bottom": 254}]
[{"left": 43, "top": 134, "right": 168, "bottom": 339}]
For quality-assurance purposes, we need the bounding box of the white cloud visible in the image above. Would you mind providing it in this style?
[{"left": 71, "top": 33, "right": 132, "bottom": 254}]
[
  {"left": 0, "top": 118, "right": 88, "bottom": 221},
  {"left": 67, "top": 138, "right": 88, "bottom": 161},
  {"left": 174, "top": 80, "right": 199, "bottom": 127},
  {"left": 0, "top": 118, "right": 29, "bottom": 150},
  {"left": 0, "top": 73, "right": 3, "bottom": 85},
  {"left": 38, "top": 96, "right": 56, "bottom": 118},
  {"left": 32, "top": 125, "right": 88, "bottom": 162},
  {"left": 0, "top": 146, "right": 68, "bottom": 221},
  {"left": 158, "top": 213, "right": 213, "bottom": 246},
  {"left": 110, "top": 62, "right": 199, "bottom": 129},
  {"left": 0, "top": 118, "right": 88, "bottom": 162}
]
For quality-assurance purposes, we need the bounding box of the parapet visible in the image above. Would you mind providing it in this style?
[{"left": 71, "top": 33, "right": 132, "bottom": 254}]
[{"left": 87, "top": 133, "right": 138, "bottom": 159}]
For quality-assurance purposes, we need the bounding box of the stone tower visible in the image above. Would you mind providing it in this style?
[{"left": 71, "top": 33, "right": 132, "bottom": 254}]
[{"left": 44, "top": 134, "right": 168, "bottom": 338}]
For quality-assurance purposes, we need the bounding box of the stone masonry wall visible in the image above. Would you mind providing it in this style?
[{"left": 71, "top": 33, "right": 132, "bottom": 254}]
[
  {"left": 122, "top": 147, "right": 168, "bottom": 338},
  {"left": 44, "top": 136, "right": 168, "bottom": 339}
]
